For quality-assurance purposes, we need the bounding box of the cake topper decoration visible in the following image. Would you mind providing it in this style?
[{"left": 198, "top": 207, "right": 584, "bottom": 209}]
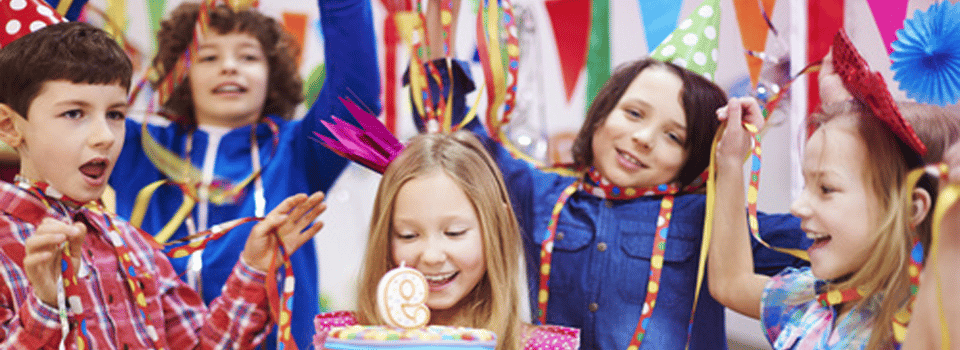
[{"left": 376, "top": 262, "right": 430, "bottom": 329}]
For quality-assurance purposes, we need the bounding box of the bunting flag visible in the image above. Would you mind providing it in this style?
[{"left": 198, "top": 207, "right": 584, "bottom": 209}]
[
  {"left": 638, "top": 0, "right": 683, "bottom": 53},
  {"left": 43, "top": 0, "right": 87, "bottom": 21},
  {"left": 147, "top": 0, "right": 165, "bottom": 51},
  {"left": 585, "top": 0, "right": 610, "bottom": 104},
  {"left": 103, "top": 0, "right": 126, "bottom": 40},
  {"left": 807, "top": 0, "right": 844, "bottom": 120},
  {"left": 733, "top": 0, "right": 776, "bottom": 87},
  {"left": 865, "top": 0, "right": 907, "bottom": 55},
  {"left": 544, "top": 0, "right": 590, "bottom": 102},
  {"left": 281, "top": 12, "right": 308, "bottom": 66}
]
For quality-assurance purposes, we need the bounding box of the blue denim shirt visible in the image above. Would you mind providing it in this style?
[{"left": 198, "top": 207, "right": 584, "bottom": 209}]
[
  {"left": 430, "top": 59, "right": 810, "bottom": 350},
  {"left": 110, "top": 0, "right": 381, "bottom": 347}
]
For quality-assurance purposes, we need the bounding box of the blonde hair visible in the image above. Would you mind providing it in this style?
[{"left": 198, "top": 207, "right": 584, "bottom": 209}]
[
  {"left": 356, "top": 131, "right": 527, "bottom": 350},
  {"left": 808, "top": 101, "right": 960, "bottom": 350}
]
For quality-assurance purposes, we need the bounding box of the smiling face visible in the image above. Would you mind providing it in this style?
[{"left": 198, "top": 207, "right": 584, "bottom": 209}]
[
  {"left": 7, "top": 80, "right": 127, "bottom": 204},
  {"left": 391, "top": 170, "right": 486, "bottom": 322},
  {"left": 790, "top": 116, "right": 879, "bottom": 281},
  {"left": 590, "top": 67, "right": 689, "bottom": 188},
  {"left": 188, "top": 31, "right": 268, "bottom": 128}
]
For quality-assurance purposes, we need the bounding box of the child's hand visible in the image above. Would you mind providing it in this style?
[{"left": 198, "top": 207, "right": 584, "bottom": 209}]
[
  {"left": 818, "top": 49, "right": 854, "bottom": 104},
  {"left": 23, "top": 218, "right": 86, "bottom": 306},
  {"left": 242, "top": 192, "right": 327, "bottom": 272},
  {"left": 715, "top": 97, "right": 764, "bottom": 169}
]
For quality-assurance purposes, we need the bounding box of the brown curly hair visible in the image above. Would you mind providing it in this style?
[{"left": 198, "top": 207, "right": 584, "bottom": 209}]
[{"left": 152, "top": 2, "right": 303, "bottom": 128}]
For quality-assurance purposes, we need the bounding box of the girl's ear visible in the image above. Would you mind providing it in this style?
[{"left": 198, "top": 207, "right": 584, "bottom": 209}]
[
  {"left": 911, "top": 187, "right": 933, "bottom": 228},
  {"left": 0, "top": 104, "right": 23, "bottom": 148}
]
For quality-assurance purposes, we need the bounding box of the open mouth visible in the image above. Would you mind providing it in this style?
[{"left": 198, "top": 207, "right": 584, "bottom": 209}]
[
  {"left": 79, "top": 159, "right": 107, "bottom": 180},
  {"left": 806, "top": 232, "right": 832, "bottom": 250},
  {"left": 423, "top": 271, "right": 458, "bottom": 288},
  {"left": 616, "top": 149, "right": 647, "bottom": 169},
  {"left": 213, "top": 83, "right": 247, "bottom": 94}
]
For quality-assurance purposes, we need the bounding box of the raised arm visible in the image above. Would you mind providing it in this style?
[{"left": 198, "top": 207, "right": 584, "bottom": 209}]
[
  {"left": 708, "top": 97, "right": 772, "bottom": 319},
  {"left": 301, "top": 0, "right": 382, "bottom": 192}
]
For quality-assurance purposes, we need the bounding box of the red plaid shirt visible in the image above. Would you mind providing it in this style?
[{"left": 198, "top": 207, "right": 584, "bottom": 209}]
[{"left": 0, "top": 181, "right": 272, "bottom": 349}]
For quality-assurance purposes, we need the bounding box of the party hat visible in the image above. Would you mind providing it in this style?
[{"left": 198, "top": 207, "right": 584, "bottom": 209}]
[
  {"left": 649, "top": 0, "right": 721, "bottom": 81},
  {"left": 0, "top": 0, "right": 67, "bottom": 48},
  {"left": 832, "top": 29, "right": 927, "bottom": 157}
]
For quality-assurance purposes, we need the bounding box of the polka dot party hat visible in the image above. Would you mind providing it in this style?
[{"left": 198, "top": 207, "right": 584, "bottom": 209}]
[
  {"left": 1, "top": 0, "right": 66, "bottom": 48},
  {"left": 649, "top": 0, "right": 721, "bottom": 81}
]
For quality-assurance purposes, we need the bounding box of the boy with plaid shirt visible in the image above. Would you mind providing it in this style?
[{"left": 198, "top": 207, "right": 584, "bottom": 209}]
[{"left": 0, "top": 16, "right": 326, "bottom": 349}]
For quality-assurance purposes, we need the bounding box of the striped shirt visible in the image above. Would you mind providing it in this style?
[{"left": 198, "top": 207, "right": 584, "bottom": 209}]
[{"left": 0, "top": 181, "right": 272, "bottom": 349}]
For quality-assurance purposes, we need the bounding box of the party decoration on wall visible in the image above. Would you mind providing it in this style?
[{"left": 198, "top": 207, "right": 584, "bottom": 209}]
[
  {"left": 379, "top": 0, "right": 414, "bottom": 134},
  {"left": 733, "top": 0, "right": 776, "bottom": 87},
  {"left": 649, "top": 0, "right": 720, "bottom": 81},
  {"left": 544, "top": 0, "right": 589, "bottom": 102},
  {"left": 281, "top": 11, "right": 308, "bottom": 66},
  {"left": 638, "top": 0, "right": 683, "bottom": 53},
  {"left": 147, "top": 0, "right": 165, "bottom": 51},
  {"left": 891, "top": 1, "right": 960, "bottom": 106},
  {"left": 585, "top": 0, "right": 610, "bottom": 104},
  {"left": 103, "top": 0, "right": 126, "bottom": 40},
  {"left": 376, "top": 263, "right": 430, "bottom": 329},
  {"left": 43, "top": 0, "right": 86, "bottom": 20},
  {"left": 806, "top": 0, "right": 844, "bottom": 118},
  {"left": 303, "top": 63, "right": 327, "bottom": 110},
  {"left": 865, "top": 0, "right": 907, "bottom": 55}
]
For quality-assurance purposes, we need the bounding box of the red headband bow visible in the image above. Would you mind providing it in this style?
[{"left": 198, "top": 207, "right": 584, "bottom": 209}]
[{"left": 831, "top": 29, "right": 927, "bottom": 157}]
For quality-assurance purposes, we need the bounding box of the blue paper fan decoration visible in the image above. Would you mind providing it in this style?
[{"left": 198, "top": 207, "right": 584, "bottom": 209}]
[{"left": 891, "top": 1, "right": 960, "bottom": 106}]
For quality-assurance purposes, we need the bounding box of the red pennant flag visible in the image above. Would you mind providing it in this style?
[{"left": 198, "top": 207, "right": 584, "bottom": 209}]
[{"left": 545, "top": 0, "right": 590, "bottom": 102}]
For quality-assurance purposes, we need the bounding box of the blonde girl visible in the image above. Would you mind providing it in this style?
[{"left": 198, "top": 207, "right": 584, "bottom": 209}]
[
  {"left": 709, "top": 33, "right": 960, "bottom": 349},
  {"left": 315, "top": 131, "right": 579, "bottom": 350}
]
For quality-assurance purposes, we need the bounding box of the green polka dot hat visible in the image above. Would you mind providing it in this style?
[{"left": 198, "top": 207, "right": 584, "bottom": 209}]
[{"left": 649, "top": 0, "right": 721, "bottom": 81}]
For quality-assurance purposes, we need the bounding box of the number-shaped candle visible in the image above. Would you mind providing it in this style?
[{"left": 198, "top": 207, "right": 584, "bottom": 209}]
[{"left": 376, "top": 263, "right": 430, "bottom": 329}]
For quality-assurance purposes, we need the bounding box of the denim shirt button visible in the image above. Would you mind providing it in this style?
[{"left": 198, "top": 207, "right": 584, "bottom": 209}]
[
  {"left": 597, "top": 242, "right": 607, "bottom": 252},
  {"left": 588, "top": 302, "right": 599, "bottom": 312},
  {"left": 604, "top": 201, "right": 612, "bottom": 208},
  {"left": 557, "top": 232, "right": 565, "bottom": 240}
]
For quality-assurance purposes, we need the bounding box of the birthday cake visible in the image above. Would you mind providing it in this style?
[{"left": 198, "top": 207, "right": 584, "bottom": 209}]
[
  {"left": 321, "top": 324, "right": 497, "bottom": 349},
  {"left": 315, "top": 265, "right": 498, "bottom": 349}
]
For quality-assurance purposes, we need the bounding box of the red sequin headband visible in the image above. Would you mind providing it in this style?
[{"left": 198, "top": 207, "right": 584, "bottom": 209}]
[{"left": 831, "top": 29, "right": 928, "bottom": 157}]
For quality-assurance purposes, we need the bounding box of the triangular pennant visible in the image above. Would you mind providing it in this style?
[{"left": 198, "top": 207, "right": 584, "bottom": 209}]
[
  {"left": 865, "top": 0, "right": 907, "bottom": 55},
  {"left": 638, "top": 0, "right": 683, "bottom": 53},
  {"left": 733, "top": 0, "right": 776, "bottom": 87},
  {"left": 545, "top": 0, "right": 590, "bottom": 102}
]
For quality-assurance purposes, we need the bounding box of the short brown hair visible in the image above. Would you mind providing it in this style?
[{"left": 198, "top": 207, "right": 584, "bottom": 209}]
[
  {"left": 0, "top": 22, "right": 132, "bottom": 118},
  {"left": 570, "top": 58, "right": 727, "bottom": 188},
  {"left": 152, "top": 2, "right": 303, "bottom": 127}
]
